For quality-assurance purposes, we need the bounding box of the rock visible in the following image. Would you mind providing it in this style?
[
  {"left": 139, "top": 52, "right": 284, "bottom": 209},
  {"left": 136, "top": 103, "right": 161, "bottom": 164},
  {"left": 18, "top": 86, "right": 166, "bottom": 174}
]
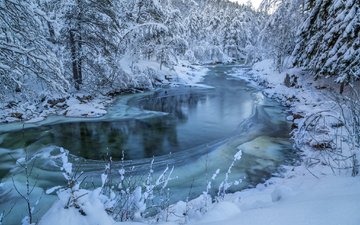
[
  {"left": 293, "top": 113, "right": 304, "bottom": 120},
  {"left": 76, "top": 95, "right": 93, "bottom": 103},
  {"left": 286, "top": 95, "right": 298, "bottom": 102},
  {"left": 259, "top": 80, "right": 270, "bottom": 87},
  {"left": 284, "top": 73, "right": 299, "bottom": 88},
  {"left": 106, "top": 88, "right": 146, "bottom": 97},
  {"left": 291, "top": 123, "right": 298, "bottom": 130},
  {"left": 47, "top": 98, "right": 66, "bottom": 107},
  {"left": 165, "top": 75, "right": 173, "bottom": 81},
  {"left": 10, "top": 112, "right": 23, "bottom": 119},
  {"left": 311, "top": 141, "right": 334, "bottom": 150},
  {"left": 5, "top": 101, "right": 17, "bottom": 109},
  {"left": 56, "top": 103, "right": 68, "bottom": 109}
]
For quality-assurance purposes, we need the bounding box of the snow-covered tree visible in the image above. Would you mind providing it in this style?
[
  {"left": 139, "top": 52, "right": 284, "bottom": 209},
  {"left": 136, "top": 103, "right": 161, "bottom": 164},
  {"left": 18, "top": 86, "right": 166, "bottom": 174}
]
[
  {"left": 292, "top": 0, "right": 360, "bottom": 89},
  {"left": 180, "top": 0, "right": 262, "bottom": 64},
  {"left": 54, "top": 0, "right": 121, "bottom": 90},
  {"left": 0, "top": 0, "right": 274, "bottom": 99},
  {"left": 259, "top": 0, "right": 304, "bottom": 70},
  {"left": 223, "top": 9, "right": 262, "bottom": 61},
  {"left": 0, "top": 0, "right": 68, "bottom": 101}
]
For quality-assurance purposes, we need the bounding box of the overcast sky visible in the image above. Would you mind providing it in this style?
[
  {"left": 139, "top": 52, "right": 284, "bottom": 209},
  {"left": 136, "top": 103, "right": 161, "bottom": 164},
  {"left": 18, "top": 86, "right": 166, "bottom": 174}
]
[{"left": 229, "top": 0, "right": 262, "bottom": 9}]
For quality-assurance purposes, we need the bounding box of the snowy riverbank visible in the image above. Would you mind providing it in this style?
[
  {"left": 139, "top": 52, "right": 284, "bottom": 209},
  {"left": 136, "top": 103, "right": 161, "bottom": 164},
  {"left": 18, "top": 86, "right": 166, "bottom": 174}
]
[{"left": 0, "top": 62, "right": 208, "bottom": 125}]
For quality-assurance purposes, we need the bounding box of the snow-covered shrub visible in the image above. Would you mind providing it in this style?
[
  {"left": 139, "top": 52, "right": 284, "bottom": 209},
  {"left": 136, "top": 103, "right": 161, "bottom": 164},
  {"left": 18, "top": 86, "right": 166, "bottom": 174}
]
[
  {"left": 98, "top": 156, "right": 175, "bottom": 222},
  {"left": 165, "top": 149, "right": 244, "bottom": 224},
  {"left": 46, "top": 148, "right": 87, "bottom": 214},
  {"left": 335, "top": 86, "right": 360, "bottom": 176},
  {"left": 296, "top": 97, "right": 359, "bottom": 176}
]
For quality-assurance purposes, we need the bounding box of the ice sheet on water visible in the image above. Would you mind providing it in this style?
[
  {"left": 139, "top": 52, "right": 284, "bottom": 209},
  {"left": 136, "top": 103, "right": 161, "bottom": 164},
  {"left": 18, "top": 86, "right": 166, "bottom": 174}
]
[{"left": 238, "top": 136, "right": 287, "bottom": 162}]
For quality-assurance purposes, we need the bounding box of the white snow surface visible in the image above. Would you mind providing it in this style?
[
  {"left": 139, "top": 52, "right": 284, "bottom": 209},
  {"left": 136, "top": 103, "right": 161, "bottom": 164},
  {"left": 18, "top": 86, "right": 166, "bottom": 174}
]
[
  {"left": 193, "top": 173, "right": 360, "bottom": 225},
  {"left": 37, "top": 60, "right": 360, "bottom": 225},
  {"left": 38, "top": 188, "right": 143, "bottom": 225}
]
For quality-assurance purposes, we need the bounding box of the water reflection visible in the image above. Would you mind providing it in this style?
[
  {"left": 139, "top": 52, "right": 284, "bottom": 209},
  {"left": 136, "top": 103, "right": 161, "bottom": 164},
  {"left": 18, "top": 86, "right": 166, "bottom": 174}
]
[
  {"left": 131, "top": 90, "right": 208, "bottom": 123},
  {"left": 0, "top": 90, "right": 212, "bottom": 160}
]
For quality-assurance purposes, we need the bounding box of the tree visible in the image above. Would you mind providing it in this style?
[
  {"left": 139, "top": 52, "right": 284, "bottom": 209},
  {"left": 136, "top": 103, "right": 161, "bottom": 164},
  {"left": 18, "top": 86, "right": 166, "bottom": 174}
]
[
  {"left": 53, "top": 0, "right": 120, "bottom": 90},
  {"left": 258, "top": 0, "right": 305, "bottom": 70},
  {"left": 0, "top": 0, "right": 68, "bottom": 100},
  {"left": 119, "top": 0, "right": 181, "bottom": 68},
  {"left": 292, "top": 0, "right": 360, "bottom": 89}
]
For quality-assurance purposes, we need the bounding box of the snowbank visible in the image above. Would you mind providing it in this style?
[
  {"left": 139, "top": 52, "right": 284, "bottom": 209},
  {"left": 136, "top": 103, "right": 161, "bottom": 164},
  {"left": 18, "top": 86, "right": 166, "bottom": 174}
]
[{"left": 193, "top": 174, "right": 360, "bottom": 225}]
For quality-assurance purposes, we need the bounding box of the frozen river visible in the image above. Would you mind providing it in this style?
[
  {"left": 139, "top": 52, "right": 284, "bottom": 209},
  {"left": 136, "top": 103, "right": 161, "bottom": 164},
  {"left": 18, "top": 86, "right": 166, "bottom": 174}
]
[{"left": 0, "top": 65, "right": 297, "bottom": 224}]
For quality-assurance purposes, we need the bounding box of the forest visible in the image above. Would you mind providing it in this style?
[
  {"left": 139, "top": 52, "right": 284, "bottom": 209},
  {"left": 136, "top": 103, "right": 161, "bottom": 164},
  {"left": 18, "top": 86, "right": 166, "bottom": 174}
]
[
  {"left": 1, "top": 0, "right": 357, "bottom": 104},
  {"left": 0, "top": 0, "right": 359, "bottom": 225}
]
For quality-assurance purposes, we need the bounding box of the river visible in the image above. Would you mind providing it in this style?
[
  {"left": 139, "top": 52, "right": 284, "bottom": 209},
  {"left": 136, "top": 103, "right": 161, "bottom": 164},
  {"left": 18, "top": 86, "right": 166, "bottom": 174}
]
[{"left": 0, "top": 65, "right": 296, "bottom": 224}]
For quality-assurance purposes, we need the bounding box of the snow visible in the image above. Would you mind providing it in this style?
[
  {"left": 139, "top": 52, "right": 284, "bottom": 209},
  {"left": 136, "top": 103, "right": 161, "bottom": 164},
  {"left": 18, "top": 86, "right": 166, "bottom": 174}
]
[
  {"left": 119, "top": 55, "right": 209, "bottom": 88},
  {"left": 193, "top": 174, "right": 360, "bottom": 225},
  {"left": 38, "top": 189, "right": 137, "bottom": 225},
  {"left": 194, "top": 201, "right": 241, "bottom": 224},
  {"left": 25, "top": 116, "right": 46, "bottom": 123},
  {"left": 64, "top": 96, "right": 107, "bottom": 118},
  {"left": 173, "top": 61, "right": 209, "bottom": 86}
]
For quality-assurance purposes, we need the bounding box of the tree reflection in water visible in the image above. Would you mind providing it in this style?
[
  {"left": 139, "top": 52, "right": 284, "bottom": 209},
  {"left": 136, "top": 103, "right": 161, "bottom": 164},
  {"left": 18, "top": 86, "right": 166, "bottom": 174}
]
[
  {"left": 0, "top": 89, "right": 207, "bottom": 160},
  {"left": 131, "top": 89, "right": 208, "bottom": 123}
]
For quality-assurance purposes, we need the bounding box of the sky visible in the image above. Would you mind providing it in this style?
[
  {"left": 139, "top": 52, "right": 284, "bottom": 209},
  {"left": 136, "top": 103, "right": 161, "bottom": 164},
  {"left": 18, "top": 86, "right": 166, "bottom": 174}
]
[{"left": 229, "top": 0, "right": 262, "bottom": 9}]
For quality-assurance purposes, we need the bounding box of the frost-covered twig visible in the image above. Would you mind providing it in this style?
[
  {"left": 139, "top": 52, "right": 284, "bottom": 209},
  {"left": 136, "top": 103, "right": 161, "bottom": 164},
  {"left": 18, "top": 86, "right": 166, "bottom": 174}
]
[
  {"left": 217, "top": 149, "right": 243, "bottom": 200},
  {"left": 11, "top": 128, "right": 38, "bottom": 225}
]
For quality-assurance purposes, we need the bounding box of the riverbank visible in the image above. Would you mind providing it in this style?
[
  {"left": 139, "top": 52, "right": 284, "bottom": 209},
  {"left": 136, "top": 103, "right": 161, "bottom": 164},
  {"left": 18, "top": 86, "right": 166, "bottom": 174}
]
[{"left": 0, "top": 63, "right": 208, "bottom": 125}]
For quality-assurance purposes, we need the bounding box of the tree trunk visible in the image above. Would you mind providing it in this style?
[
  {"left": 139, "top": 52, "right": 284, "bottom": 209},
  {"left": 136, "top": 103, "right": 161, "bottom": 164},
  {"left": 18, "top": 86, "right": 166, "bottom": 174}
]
[
  {"left": 69, "top": 30, "right": 80, "bottom": 90},
  {"left": 47, "top": 21, "right": 56, "bottom": 43},
  {"left": 77, "top": 4, "right": 83, "bottom": 85},
  {"left": 77, "top": 29, "right": 82, "bottom": 85}
]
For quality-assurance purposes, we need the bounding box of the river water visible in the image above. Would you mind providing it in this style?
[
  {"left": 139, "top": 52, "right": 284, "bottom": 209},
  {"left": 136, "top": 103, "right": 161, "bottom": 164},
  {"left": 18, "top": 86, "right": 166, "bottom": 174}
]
[{"left": 0, "top": 65, "right": 296, "bottom": 224}]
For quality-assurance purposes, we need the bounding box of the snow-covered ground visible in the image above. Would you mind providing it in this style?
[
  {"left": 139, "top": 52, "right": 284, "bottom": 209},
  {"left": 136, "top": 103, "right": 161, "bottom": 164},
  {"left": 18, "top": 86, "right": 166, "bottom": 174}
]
[
  {"left": 29, "top": 60, "right": 360, "bottom": 225},
  {"left": 192, "top": 173, "right": 360, "bottom": 225}
]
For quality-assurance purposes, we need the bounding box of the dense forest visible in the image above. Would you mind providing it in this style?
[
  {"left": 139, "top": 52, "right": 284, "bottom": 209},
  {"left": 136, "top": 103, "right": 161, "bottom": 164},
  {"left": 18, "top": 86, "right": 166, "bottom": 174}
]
[{"left": 1, "top": 0, "right": 358, "bottom": 103}]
